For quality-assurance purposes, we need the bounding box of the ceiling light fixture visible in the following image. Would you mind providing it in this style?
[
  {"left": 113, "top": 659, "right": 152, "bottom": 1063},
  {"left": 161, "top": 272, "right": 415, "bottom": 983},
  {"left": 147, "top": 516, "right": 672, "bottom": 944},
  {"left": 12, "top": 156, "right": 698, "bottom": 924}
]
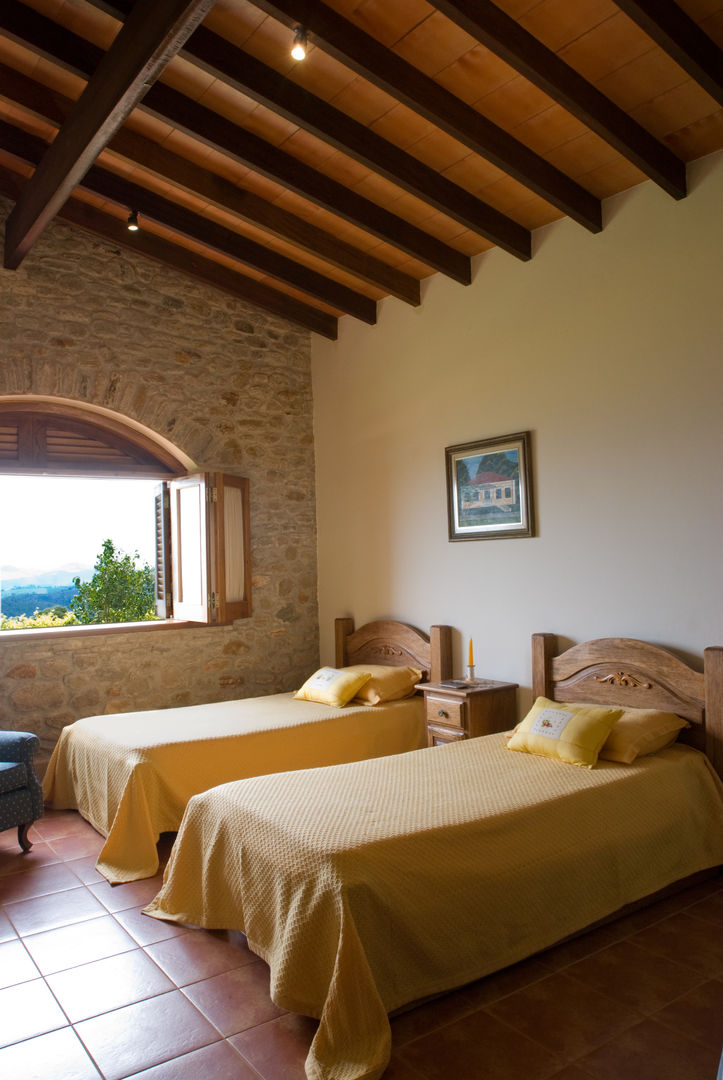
[
  {"left": 291, "top": 25, "right": 307, "bottom": 61},
  {"left": 127, "top": 209, "right": 140, "bottom": 232}
]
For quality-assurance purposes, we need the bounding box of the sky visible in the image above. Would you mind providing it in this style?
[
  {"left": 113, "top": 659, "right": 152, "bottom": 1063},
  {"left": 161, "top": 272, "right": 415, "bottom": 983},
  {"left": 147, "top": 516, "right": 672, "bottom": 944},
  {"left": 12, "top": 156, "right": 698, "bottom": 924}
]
[{"left": 0, "top": 475, "right": 158, "bottom": 573}]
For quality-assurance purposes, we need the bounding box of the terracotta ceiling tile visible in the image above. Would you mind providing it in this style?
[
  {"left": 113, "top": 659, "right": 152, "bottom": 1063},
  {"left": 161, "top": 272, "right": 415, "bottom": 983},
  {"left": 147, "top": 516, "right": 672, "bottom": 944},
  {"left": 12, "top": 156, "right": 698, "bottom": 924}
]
[
  {"left": 679, "top": 0, "right": 723, "bottom": 18},
  {"left": 700, "top": 11, "right": 723, "bottom": 46},
  {"left": 311, "top": 146, "right": 373, "bottom": 188},
  {"left": 240, "top": 13, "right": 300, "bottom": 72},
  {"left": 512, "top": 104, "right": 590, "bottom": 156},
  {"left": 195, "top": 79, "right": 258, "bottom": 124},
  {"left": 286, "top": 49, "right": 358, "bottom": 103},
  {"left": 478, "top": 75, "right": 555, "bottom": 128},
  {"left": 242, "top": 100, "right": 299, "bottom": 146},
  {"left": 161, "top": 56, "right": 218, "bottom": 101},
  {"left": 596, "top": 51, "right": 689, "bottom": 111},
  {"left": 344, "top": 0, "right": 436, "bottom": 49},
  {"left": 632, "top": 82, "right": 722, "bottom": 139},
  {"left": 405, "top": 128, "right": 472, "bottom": 172},
  {"left": 665, "top": 110, "right": 723, "bottom": 159},
  {"left": 519, "top": 0, "right": 618, "bottom": 52},
  {"left": 0, "top": 102, "right": 54, "bottom": 141},
  {"left": 329, "top": 77, "right": 397, "bottom": 128},
  {"left": 125, "top": 111, "right": 176, "bottom": 146},
  {"left": 544, "top": 130, "right": 620, "bottom": 178},
  {"left": 393, "top": 12, "right": 479, "bottom": 77},
  {"left": 277, "top": 128, "right": 340, "bottom": 169},
  {"left": 442, "top": 153, "right": 508, "bottom": 192},
  {"left": 369, "top": 103, "right": 433, "bottom": 149},
  {"left": 415, "top": 211, "right": 481, "bottom": 245},
  {"left": 493, "top": 0, "right": 548, "bottom": 18},
  {"left": 204, "top": 0, "right": 267, "bottom": 46},
  {"left": 559, "top": 12, "right": 653, "bottom": 83},
  {"left": 392, "top": 254, "right": 437, "bottom": 276},
  {"left": 435, "top": 47, "right": 517, "bottom": 105},
  {"left": 237, "top": 169, "right": 287, "bottom": 202},
  {"left": 576, "top": 156, "right": 645, "bottom": 198},
  {"left": 33, "top": 0, "right": 118, "bottom": 49}
]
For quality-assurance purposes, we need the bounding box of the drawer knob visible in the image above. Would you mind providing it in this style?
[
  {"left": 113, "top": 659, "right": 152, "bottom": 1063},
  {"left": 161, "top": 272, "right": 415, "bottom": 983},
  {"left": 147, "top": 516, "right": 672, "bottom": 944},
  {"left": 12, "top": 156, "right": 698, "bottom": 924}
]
[{"left": 437, "top": 708, "right": 448, "bottom": 718}]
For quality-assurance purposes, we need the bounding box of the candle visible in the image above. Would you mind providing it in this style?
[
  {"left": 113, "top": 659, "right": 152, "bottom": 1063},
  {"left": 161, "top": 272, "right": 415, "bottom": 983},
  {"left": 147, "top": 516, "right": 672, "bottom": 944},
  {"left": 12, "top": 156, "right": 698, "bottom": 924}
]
[{"left": 468, "top": 638, "right": 474, "bottom": 667}]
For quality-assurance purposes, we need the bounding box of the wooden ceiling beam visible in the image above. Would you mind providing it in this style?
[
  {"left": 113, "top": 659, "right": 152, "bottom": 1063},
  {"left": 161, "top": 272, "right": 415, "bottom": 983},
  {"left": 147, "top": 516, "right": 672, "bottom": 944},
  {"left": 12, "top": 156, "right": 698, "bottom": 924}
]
[
  {"left": 78, "top": 1, "right": 530, "bottom": 252},
  {"left": 0, "top": 163, "right": 337, "bottom": 339},
  {"left": 0, "top": 119, "right": 376, "bottom": 324},
  {"left": 0, "top": 1, "right": 470, "bottom": 283},
  {"left": 428, "top": 0, "right": 688, "bottom": 200},
  {"left": 3, "top": 0, "right": 217, "bottom": 269},
  {"left": 90, "top": 0, "right": 531, "bottom": 255},
  {"left": 245, "top": 0, "right": 601, "bottom": 233},
  {"left": 177, "top": 30, "right": 531, "bottom": 259},
  {"left": 612, "top": 0, "right": 723, "bottom": 108},
  {"left": 0, "top": 62, "right": 419, "bottom": 306},
  {"left": 143, "top": 81, "right": 467, "bottom": 282}
]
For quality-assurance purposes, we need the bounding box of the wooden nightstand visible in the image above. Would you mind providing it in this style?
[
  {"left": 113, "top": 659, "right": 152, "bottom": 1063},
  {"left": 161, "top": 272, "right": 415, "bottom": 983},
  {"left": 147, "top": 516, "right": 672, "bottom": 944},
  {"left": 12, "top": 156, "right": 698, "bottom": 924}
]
[{"left": 416, "top": 679, "right": 518, "bottom": 747}]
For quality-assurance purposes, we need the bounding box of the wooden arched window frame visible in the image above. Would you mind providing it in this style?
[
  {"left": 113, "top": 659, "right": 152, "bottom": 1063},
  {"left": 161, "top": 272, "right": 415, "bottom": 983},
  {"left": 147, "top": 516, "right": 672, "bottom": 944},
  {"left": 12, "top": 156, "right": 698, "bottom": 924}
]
[{"left": 0, "top": 400, "right": 250, "bottom": 626}]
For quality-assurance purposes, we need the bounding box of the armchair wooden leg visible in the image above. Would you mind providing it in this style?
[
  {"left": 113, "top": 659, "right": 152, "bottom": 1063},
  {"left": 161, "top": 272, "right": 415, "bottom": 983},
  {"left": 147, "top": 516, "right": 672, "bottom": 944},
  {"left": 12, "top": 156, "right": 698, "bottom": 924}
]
[{"left": 18, "top": 822, "right": 33, "bottom": 852}]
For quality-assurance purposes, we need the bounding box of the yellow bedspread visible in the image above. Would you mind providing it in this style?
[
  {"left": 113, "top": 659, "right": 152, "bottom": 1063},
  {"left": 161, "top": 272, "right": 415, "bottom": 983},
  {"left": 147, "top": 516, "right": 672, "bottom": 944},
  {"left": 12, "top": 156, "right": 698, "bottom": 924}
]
[
  {"left": 43, "top": 693, "right": 426, "bottom": 883},
  {"left": 145, "top": 735, "right": 723, "bottom": 1080}
]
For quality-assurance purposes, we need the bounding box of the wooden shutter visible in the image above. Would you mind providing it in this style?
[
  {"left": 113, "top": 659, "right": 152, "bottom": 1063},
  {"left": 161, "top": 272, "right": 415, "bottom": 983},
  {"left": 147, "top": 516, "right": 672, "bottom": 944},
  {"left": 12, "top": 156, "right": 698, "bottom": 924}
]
[
  {"left": 168, "top": 472, "right": 251, "bottom": 624},
  {"left": 154, "top": 482, "right": 173, "bottom": 618},
  {"left": 211, "top": 473, "right": 251, "bottom": 623},
  {"left": 0, "top": 407, "right": 182, "bottom": 476}
]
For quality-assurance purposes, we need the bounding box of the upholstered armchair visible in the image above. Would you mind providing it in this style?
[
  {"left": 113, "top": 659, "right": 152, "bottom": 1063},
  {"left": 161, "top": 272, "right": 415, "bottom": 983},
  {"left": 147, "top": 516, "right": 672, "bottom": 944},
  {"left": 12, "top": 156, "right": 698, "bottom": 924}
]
[{"left": 0, "top": 730, "right": 44, "bottom": 852}]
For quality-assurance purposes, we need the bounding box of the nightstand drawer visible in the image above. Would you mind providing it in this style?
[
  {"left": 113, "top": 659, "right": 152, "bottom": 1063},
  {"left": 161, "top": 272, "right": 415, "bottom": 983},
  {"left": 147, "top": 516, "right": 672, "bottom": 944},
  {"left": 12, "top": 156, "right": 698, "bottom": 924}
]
[
  {"left": 425, "top": 694, "right": 465, "bottom": 730},
  {"left": 427, "top": 723, "right": 466, "bottom": 747}
]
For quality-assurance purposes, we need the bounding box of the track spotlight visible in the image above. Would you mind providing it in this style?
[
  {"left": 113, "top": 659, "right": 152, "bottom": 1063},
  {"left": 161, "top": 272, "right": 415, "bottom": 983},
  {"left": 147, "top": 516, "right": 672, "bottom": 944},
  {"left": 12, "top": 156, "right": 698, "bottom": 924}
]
[
  {"left": 291, "top": 25, "right": 307, "bottom": 61},
  {"left": 127, "top": 209, "right": 139, "bottom": 232}
]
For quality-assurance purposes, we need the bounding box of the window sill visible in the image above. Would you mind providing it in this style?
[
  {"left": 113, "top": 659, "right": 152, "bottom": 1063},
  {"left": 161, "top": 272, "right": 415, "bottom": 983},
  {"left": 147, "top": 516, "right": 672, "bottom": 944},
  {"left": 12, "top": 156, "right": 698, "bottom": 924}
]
[{"left": 0, "top": 620, "right": 208, "bottom": 642}]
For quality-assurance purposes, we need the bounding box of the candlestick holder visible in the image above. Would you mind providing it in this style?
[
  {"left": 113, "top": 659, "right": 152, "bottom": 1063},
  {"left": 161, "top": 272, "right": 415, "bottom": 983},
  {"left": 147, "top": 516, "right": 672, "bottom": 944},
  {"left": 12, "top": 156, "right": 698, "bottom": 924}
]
[{"left": 465, "top": 665, "right": 475, "bottom": 683}]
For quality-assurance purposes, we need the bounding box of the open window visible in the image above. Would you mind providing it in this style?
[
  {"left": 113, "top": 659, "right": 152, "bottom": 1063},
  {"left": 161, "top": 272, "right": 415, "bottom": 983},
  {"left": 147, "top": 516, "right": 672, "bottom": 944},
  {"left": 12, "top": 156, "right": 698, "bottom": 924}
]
[
  {"left": 1, "top": 399, "right": 251, "bottom": 630},
  {"left": 160, "top": 473, "right": 251, "bottom": 624}
]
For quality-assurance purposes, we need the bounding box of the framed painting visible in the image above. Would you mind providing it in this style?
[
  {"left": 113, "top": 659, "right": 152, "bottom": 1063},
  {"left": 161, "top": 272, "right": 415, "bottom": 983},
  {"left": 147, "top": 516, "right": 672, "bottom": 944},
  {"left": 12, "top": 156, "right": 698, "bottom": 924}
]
[{"left": 445, "top": 430, "right": 534, "bottom": 541}]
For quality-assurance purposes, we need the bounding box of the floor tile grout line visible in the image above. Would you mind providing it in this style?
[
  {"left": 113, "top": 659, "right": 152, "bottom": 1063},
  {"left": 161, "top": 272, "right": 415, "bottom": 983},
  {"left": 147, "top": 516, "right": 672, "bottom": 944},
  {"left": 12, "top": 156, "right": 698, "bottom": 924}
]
[{"left": 4, "top": 819, "right": 723, "bottom": 1080}]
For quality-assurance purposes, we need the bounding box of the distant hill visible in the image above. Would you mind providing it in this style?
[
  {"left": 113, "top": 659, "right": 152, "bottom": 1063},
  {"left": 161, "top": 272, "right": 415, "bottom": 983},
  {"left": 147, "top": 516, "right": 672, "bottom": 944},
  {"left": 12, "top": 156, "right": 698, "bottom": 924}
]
[
  {"left": 1, "top": 584, "right": 79, "bottom": 618},
  {"left": 1, "top": 564, "right": 92, "bottom": 588},
  {"left": 1, "top": 564, "right": 94, "bottom": 618}
]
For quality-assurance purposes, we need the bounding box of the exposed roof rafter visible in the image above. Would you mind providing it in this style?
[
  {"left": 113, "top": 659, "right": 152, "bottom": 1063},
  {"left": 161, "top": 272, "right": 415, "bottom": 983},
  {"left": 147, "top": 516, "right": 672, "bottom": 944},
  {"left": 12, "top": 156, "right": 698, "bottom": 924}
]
[
  {"left": 0, "top": 118, "right": 377, "bottom": 322},
  {"left": 613, "top": 0, "right": 723, "bottom": 109},
  {"left": 88, "top": 0, "right": 534, "bottom": 255},
  {"left": 245, "top": 0, "right": 602, "bottom": 233},
  {"left": 0, "top": 163, "right": 338, "bottom": 339},
  {"left": 0, "top": 0, "right": 472, "bottom": 284},
  {"left": 428, "top": 0, "right": 688, "bottom": 200},
  {"left": 0, "top": 0, "right": 720, "bottom": 335},
  {"left": 0, "top": 61, "right": 420, "bottom": 306},
  {"left": 186, "top": 28, "right": 532, "bottom": 259},
  {"left": 3, "top": 0, "right": 217, "bottom": 269}
]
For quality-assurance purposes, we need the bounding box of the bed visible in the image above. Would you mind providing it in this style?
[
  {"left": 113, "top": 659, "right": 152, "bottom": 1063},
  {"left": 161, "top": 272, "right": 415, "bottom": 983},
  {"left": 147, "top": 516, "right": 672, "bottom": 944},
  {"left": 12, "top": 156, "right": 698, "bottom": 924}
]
[
  {"left": 144, "top": 633, "right": 723, "bottom": 1080},
  {"left": 42, "top": 617, "right": 453, "bottom": 883}
]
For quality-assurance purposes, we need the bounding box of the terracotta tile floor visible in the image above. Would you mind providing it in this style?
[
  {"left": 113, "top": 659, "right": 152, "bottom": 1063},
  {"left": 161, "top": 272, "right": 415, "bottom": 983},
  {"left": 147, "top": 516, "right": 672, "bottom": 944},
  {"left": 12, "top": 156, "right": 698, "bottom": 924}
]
[{"left": 1, "top": 811, "right": 721, "bottom": 1080}]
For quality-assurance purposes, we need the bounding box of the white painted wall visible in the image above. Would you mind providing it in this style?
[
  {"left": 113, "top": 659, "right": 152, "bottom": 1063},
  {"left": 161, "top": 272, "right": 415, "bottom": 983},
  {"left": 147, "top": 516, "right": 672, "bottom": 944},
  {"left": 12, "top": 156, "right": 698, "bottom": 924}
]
[{"left": 311, "top": 152, "right": 723, "bottom": 712}]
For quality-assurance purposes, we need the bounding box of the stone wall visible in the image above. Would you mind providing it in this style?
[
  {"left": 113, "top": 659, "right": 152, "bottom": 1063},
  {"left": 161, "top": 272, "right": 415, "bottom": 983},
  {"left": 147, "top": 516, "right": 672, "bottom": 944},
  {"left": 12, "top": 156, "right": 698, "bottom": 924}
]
[{"left": 0, "top": 197, "right": 319, "bottom": 769}]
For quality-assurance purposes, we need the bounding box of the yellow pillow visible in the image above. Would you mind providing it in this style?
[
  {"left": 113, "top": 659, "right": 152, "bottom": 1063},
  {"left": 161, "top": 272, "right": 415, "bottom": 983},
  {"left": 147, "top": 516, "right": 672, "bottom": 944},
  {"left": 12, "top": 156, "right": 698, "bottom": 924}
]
[
  {"left": 507, "top": 697, "right": 623, "bottom": 768},
  {"left": 599, "top": 708, "right": 690, "bottom": 763},
  {"left": 294, "top": 667, "right": 371, "bottom": 707},
  {"left": 346, "top": 664, "right": 424, "bottom": 705}
]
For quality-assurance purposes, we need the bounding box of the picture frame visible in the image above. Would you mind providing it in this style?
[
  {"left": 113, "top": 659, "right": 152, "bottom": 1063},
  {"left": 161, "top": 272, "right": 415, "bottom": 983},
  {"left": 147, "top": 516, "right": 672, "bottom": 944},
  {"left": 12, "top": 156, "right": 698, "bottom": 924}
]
[{"left": 445, "top": 430, "right": 534, "bottom": 541}]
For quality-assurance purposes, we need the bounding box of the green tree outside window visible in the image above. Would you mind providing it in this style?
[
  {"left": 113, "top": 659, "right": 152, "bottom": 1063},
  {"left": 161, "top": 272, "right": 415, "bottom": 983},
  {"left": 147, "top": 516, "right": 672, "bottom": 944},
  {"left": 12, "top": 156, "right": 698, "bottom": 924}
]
[{"left": 71, "top": 539, "right": 157, "bottom": 624}]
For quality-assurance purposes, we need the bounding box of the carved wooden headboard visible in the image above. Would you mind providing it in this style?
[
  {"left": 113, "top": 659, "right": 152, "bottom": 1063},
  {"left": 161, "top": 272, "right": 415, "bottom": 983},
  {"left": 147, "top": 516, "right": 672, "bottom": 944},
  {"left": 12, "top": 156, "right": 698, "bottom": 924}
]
[
  {"left": 335, "top": 618, "right": 453, "bottom": 684},
  {"left": 532, "top": 633, "right": 723, "bottom": 778}
]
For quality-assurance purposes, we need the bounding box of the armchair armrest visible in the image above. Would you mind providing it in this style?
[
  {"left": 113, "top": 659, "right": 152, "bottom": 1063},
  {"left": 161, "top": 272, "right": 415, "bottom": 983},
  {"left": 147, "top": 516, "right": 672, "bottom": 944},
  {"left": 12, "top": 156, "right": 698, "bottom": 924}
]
[{"left": 0, "top": 730, "right": 40, "bottom": 764}]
